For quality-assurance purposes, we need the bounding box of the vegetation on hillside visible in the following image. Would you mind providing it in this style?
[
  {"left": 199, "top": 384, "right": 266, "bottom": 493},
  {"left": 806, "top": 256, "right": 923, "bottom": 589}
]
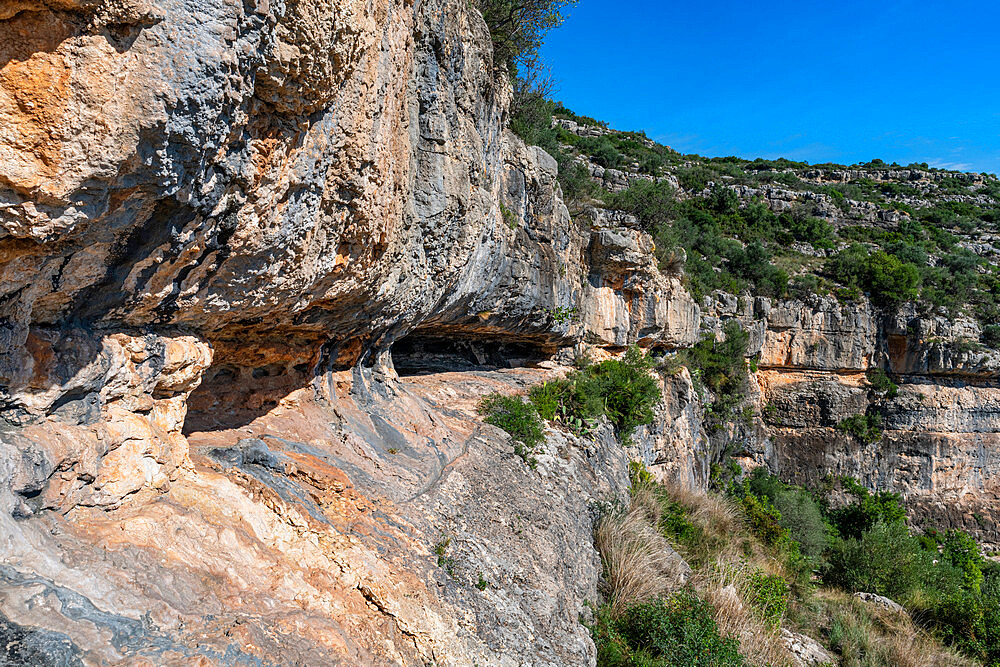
[
  {"left": 506, "top": 97, "right": 1000, "bottom": 336},
  {"left": 527, "top": 346, "right": 661, "bottom": 444},
  {"left": 664, "top": 320, "right": 751, "bottom": 429},
  {"left": 589, "top": 465, "right": 996, "bottom": 666},
  {"left": 480, "top": 346, "right": 662, "bottom": 457}
]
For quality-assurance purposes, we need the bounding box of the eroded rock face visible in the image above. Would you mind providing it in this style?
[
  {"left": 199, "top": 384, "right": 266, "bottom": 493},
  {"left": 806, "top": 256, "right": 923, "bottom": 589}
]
[
  {"left": 0, "top": 0, "right": 704, "bottom": 662},
  {"left": 716, "top": 292, "right": 1000, "bottom": 548}
]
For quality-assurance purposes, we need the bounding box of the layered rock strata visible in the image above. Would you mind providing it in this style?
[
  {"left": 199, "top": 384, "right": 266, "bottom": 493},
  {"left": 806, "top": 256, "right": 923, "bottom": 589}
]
[{"left": 702, "top": 294, "right": 1000, "bottom": 548}]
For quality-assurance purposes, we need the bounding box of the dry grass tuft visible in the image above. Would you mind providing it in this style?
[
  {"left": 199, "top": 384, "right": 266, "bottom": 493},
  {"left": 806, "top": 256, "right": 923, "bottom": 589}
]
[
  {"left": 654, "top": 482, "right": 794, "bottom": 665},
  {"left": 792, "top": 589, "right": 978, "bottom": 667},
  {"left": 594, "top": 493, "right": 689, "bottom": 613},
  {"left": 693, "top": 557, "right": 793, "bottom": 667},
  {"left": 595, "top": 477, "right": 977, "bottom": 667}
]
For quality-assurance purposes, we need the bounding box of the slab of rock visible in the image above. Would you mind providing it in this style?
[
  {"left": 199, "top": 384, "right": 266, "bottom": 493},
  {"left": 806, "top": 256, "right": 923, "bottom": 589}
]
[
  {"left": 781, "top": 628, "right": 835, "bottom": 666},
  {"left": 854, "top": 592, "right": 904, "bottom": 613}
]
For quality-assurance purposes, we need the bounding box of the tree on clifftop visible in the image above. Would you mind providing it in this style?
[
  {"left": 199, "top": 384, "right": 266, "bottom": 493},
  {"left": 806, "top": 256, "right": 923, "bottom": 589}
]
[{"left": 478, "top": 0, "right": 578, "bottom": 71}]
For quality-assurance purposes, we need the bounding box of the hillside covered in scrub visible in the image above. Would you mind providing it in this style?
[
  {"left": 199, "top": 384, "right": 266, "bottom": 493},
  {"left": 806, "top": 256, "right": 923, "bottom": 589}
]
[
  {"left": 477, "top": 92, "right": 1000, "bottom": 664},
  {"left": 518, "top": 100, "right": 1000, "bottom": 331},
  {"left": 1, "top": 0, "right": 999, "bottom": 665}
]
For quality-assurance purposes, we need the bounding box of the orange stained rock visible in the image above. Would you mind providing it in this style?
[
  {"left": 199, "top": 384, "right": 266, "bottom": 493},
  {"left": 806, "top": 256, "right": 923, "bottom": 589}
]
[
  {"left": 755, "top": 368, "right": 867, "bottom": 396},
  {"left": 0, "top": 41, "right": 70, "bottom": 189}
]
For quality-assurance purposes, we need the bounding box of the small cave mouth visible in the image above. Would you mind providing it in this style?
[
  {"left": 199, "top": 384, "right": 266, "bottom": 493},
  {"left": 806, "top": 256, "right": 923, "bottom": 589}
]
[{"left": 390, "top": 335, "right": 553, "bottom": 376}]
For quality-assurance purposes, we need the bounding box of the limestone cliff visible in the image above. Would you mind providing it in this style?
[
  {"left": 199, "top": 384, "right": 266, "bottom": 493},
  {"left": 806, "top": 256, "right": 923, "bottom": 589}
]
[
  {"left": 557, "top": 115, "right": 1000, "bottom": 553},
  {"left": 0, "top": 0, "right": 697, "bottom": 663}
]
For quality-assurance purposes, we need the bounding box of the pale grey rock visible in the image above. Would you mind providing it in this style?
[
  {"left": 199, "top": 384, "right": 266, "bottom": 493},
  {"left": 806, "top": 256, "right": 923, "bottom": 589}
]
[
  {"left": 781, "top": 628, "right": 835, "bottom": 666},
  {"left": 854, "top": 592, "right": 904, "bottom": 613}
]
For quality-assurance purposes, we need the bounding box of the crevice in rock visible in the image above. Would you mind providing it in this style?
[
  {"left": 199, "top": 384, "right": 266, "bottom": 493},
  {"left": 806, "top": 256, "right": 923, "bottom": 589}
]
[{"left": 390, "top": 334, "right": 553, "bottom": 377}]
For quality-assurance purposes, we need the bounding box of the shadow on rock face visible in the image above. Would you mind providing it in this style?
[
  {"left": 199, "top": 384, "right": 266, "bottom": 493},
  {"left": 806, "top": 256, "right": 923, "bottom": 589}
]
[
  {"left": 0, "top": 611, "right": 83, "bottom": 666},
  {"left": 390, "top": 333, "right": 553, "bottom": 376}
]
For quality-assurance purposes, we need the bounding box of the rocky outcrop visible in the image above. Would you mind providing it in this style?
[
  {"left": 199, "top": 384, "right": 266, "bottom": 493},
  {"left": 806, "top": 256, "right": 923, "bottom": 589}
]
[
  {"left": 781, "top": 628, "right": 836, "bottom": 667},
  {"left": 0, "top": 0, "right": 710, "bottom": 663},
  {"left": 853, "top": 592, "right": 904, "bottom": 613},
  {"left": 702, "top": 292, "right": 1000, "bottom": 548},
  {"left": 0, "top": 363, "right": 633, "bottom": 664}
]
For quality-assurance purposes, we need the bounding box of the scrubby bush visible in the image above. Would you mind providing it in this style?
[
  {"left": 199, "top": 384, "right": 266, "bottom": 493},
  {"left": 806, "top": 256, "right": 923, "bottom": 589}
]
[
  {"left": 787, "top": 273, "right": 830, "bottom": 300},
  {"left": 745, "top": 570, "right": 790, "bottom": 629},
  {"left": 593, "top": 593, "right": 746, "bottom": 667},
  {"left": 478, "top": 393, "right": 544, "bottom": 466},
  {"left": 941, "top": 529, "right": 988, "bottom": 595},
  {"left": 836, "top": 413, "right": 884, "bottom": 445},
  {"left": 587, "top": 347, "right": 662, "bottom": 440},
  {"left": 828, "top": 245, "right": 920, "bottom": 307},
  {"left": 726, "top": 242, "right": 789, "bottom": 298},
  {"left": 774, "top": 488, "right": 832, "bottom": 562},
  {"left": 779, "top": 210, "right": 834, "bottom": 248},
  {"left": 676, "top": 165, "right": 718, "bottom": 192},
  {"left": 679, "top": 321, "right": 749, "bottom": 427},
  {"left": 826, "top": 477, "right": 905, "bottom": 540},
  {"left": 865, "top": 368, "right": 899, "bottom": 399},
  {"left": 982, "top": 324, "right": 1000, "bottom": 349},
  {"left": 529, "top": 346, "right": 660, "bottom": 443},
  {"left": 737, "top": 492, "right": 788, "bottom": 549},
  {"left": 740, "top": 469, "right": 832, "bottom": 565},
  {"left": 824, "top": 521, "right": 946, "bottom": 599}
]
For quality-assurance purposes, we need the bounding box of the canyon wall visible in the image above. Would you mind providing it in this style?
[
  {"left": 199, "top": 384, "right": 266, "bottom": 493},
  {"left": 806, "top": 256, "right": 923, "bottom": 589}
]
[{"left": 704, "top": 293, "right": 1000, "bottom": 548}]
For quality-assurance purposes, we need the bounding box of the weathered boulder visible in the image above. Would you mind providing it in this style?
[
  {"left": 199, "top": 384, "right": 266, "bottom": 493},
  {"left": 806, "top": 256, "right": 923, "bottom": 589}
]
[
  {"left": 781, "top": 628, "right": 835, "bottom": 666},
  {"left": 854, "top": 592, "right": 904, "bottom": 613}
]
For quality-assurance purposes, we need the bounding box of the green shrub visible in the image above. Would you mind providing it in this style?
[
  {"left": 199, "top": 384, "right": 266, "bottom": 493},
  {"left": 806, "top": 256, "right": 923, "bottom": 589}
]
[
  {"left": 828, "top": 245, "right": 920, "bottom": 307},
  {"left": 593, "top": 593, "right": 746, "bottom": 667},
  {"left": 787, "top": 273, "right": 830, "bottom": 300},
  {"left": 676, "top": 165, "right": 717, "bottom": 192},
  {"left": 577, "top": 135, "right": 624, "bottom": 169},
  {"left": 836, "top": 413, "right": 884, "bottom": 445},
  {"left": 478, "top": 393, "right": 544, "bottom": 467},
  {"left": 745, "top": 569, "right": 790, "bottom": 629},
  {"left": 827, "top": 477, "right": 905, "bottom": 540},
  {"left": 941, "top": 529, "right": 987, "bottom": 595},
  {"left": 865, "top": 368, "right": 899, "bottom": 399},
  {"left": 727, "top": 242, "right": 789, "bottom": 298},
  {"left": 628, "top": 460, "right": 656, "bottom": 489},
  {"left": 529, "top": 346, "right": 660, "bottom": 443},
  {"left": 737, "top": 492, "right": 788, "bottom": 549},
  {"left": 679, "top": 321, "right": 749, "bottom": 428},
  {"left": 658, "top": 497, "right": 700, "bottom": 547},
  {"left": 824, "top": 521, "right": 956, "bottom": 601},
  {"left": 587, "top": 347, "right": 661, "bottom": 441},
  {"left": 527, "top": 378, "right": 576, "bottom": 420},
  {"left": 780, "top": 211, "right": 834, "bottom": 248},
  {"left": 982, "top": 324, "right": 1000, "bottom": 349},
  {"left": 774, "top": 487, "right": 832, "bottom": 562}
]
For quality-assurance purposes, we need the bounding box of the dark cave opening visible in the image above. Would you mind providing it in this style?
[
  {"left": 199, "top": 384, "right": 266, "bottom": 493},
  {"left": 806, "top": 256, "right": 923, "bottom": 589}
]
[{"left": 390, "top": 335, "right": 553, "bottom": 376}]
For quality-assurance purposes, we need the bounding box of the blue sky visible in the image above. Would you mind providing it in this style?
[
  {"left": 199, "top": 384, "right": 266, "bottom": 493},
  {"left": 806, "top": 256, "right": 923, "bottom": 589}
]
[{"left": 539, "top": 1, "right": 1000, "bottom": 175}]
